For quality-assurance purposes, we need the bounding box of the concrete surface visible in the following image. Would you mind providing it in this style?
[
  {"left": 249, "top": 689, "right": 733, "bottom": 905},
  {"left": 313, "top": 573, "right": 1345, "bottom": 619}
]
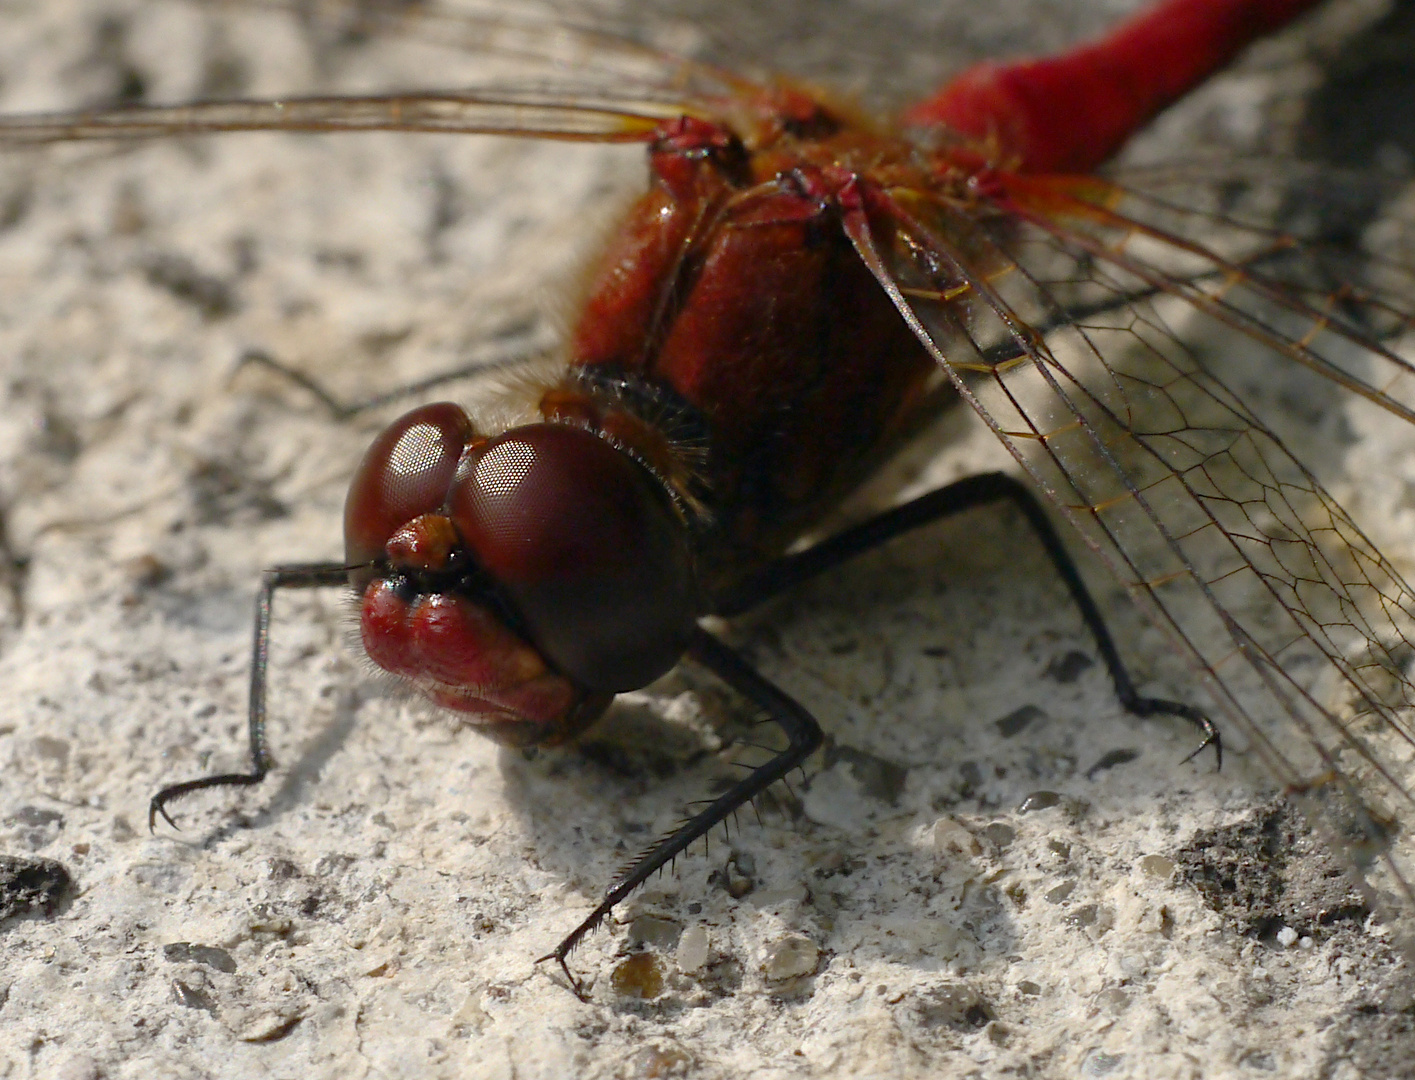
[{"left": 0, "top": 0, "right": 1412, "bottom": 1077}]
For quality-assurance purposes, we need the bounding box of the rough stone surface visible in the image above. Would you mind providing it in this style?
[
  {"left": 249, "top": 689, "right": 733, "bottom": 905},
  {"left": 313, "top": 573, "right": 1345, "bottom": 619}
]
[{"left": 0, "top": 1, "right": 1413, "bottom": 1078}]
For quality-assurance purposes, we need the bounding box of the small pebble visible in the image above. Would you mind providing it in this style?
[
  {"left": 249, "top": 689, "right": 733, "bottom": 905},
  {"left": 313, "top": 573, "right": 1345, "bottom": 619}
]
[
  {"left": 676, "top": 925, "right": 710, "bottom": 973},
  {"left": 629, "top": 1043, "right": 693, "bottom": 1078},
  {"left": 611, "top": 953, "right": 664, "bottom": 999},
  {"left": 1018, "top": 791, "right": 1061, "bottom": 813},
  {"left": 983, "top": 823, "right": 1016, "bottom": 849},
  {"left": 1064, "top": 903, "right": 1099, "bottom": 929},
  {"left": 1138, "top": 855, "right": 1174, "bottom": 879},
  {"left": 1118, "top": 955, "right": 1146, "bottom": 977},
  {"left": 995, "top": 705, "right": 1046, "bottom": 738},
  {"left": 763, "top": 936, "right": 818, "bottom": 981},
  {"left": 721, "top": 852, "right": 755, "bottom": 898},
  {"left": 237, "top": 1010, "right": 304, "bottom": 1043},
  {"left": 1095, "top": 988, "right": 1129, "bottom": 1012},
  {"left": 629, "top": 915, "right": 682, "bottom": 950},
  {"left": 1276, "top": 926, "right": 1298, "bottom": 948},
  {"left": 1082, "top": 1050, "right": 1125, "bottom": 1077},
  {"left": 931, "top": 818, "right": 980, "bottom": 857}
]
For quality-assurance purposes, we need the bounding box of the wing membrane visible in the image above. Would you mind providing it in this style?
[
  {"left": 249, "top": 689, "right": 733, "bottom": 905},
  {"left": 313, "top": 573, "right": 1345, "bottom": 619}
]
[
  {"left": 0, "top": 0, "right": 746, "bottom": 148},
  {"left": 844, "top": 178, "right": 1415, "bottom": 955},
  {"left": 993, "top": 174, "right": 1415, "bottom": 426},
  {"left": 190, "top": 0, "right": 750, "bottom": 116},
  {"left": 0, "top": 91, "right": 681, "bottom": 144},
  {"left": 258, "top": 0, "right": 749, "bottom": 98}
]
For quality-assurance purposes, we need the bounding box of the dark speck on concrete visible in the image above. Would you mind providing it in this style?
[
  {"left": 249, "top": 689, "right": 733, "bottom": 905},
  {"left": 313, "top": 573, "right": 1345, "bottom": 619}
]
[
  {"left": 1018, "top": 790, "right": 1061, "bottom": 813},
  {"left": 6, "top": 807, "right": 63, "bottom": 828},
  {"left": 164, "top": 942, "right": 238, "bottom": 973},
  {"left": 1174, "top": 800, "right": 1367, "bottom": 940},
  {"left": 825, "top": 742, "right": 908, "bottom": 804},
  {"left": 0, "top": 854, "right": 71, "bottom": 921},
  {"left": 1043, "top": 651, "right": 1093, "bottom": 684},
  {"left": 907, "top": 982, "right": 994, "bottom": 1031},
  {"left": 995, "top": 705, "right": 1046, "bottom": 739},
  {"left": 144, "top": 253, "right": 236, "bottom": 318},
  {"left": 1086, "top": 749, "right": 1140, "bottom": 779},
  {"left": 171, "top": 978, "right": 218, "bottom": 1014}
]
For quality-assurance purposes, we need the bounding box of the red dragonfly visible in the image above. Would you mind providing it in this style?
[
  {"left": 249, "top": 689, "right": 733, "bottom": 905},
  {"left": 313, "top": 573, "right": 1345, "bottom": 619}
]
[{"left": 5, "top": 0, "right": 1414, "bottom": 992}]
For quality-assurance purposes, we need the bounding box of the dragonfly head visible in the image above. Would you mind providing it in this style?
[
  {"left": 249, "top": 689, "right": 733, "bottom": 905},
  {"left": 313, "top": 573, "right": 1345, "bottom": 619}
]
[{"left": 344, "top": 402, "right": 698, "bottom": 746}]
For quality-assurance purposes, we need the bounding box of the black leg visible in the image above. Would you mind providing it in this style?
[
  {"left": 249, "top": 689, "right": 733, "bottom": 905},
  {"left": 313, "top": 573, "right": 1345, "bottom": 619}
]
[
  {"left": 233, "top": 331, "right": 551, "bottom": 419},
  {"left": 714, "top": 472, "right": 1219, "bottom": 766},
  {"left": 148, "top": 562, "right": 352, "bottom": 831},
  {"left": 537, "top": 626, "right": 824, "bottom": 997}
]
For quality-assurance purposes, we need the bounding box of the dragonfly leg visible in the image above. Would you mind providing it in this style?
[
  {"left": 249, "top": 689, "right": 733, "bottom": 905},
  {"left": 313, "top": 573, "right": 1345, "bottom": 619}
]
[
  {"left": 537, "top": 626, "right": 823, "bottom": 998},
  {"left": 148, "top": 563, "right": 351, "bottom": 831},
  {"left": 232, "top": 326, "right": 552, "bottom": 419},
  {"left": 714, "top": 471, "right": 1220, "bottom": 766}
]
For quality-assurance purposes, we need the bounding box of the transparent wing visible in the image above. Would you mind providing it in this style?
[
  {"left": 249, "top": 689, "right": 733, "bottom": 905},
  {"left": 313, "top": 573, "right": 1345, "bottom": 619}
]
[
  {"left": 0, "top": 91, "right": 678, "bottom": 145},
  {"left": 993, "top": 172, "right": 1415, "bottom": 425},
  {"left": 0, "top": 0, "right": 759, "bottom": 147},
  {"left": 227, "top": 0, "right": 752, "bottom": 100},
  {"left": 841, "top": 173, "right": 1415, "bottom": 957}
]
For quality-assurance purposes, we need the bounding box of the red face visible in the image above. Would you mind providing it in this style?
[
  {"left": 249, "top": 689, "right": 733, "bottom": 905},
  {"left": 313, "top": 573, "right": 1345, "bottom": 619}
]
[{"left": 343, "top": 402, "right": 698, "bottom": 746}]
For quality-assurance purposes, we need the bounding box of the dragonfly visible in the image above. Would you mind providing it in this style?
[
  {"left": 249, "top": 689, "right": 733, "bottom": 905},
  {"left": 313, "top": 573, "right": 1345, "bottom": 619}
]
[{"left": 3, "top": 0, "right": 1413, "bottom": 995}]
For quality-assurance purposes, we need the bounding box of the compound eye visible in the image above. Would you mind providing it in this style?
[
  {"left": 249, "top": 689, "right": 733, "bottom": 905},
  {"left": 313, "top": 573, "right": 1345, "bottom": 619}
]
[
  {"left": 448, "top": 423, "right": 697, "bottom": 691},
  {"left": 344, "top": 402, "right": 476, "bottom": 585}
]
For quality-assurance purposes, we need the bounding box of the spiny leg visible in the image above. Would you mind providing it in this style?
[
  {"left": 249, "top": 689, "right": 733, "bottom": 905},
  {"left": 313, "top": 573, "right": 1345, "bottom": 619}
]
[
  {"left": 714, "top": 471, "right": 1219, "bottom": 765},
  {"left": 148, "top": 562, "right": 351, "bottom": 831},
  {"left": 537, "top": 626, "right": 823, "bottom": 997}
]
